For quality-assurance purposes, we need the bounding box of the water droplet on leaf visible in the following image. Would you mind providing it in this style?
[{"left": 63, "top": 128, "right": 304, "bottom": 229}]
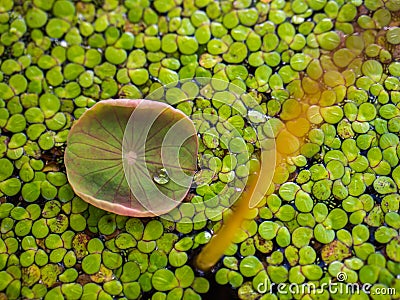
[{"left": 153, "top": 168, "right": 170, "bottom": 185}]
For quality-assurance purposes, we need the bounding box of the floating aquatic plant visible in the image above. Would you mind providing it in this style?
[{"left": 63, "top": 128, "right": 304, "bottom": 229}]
[
  {"left": 0, "top": 0, "right": 399, "bottom": 299},
  {"left": 64, "top": 99, "right": 198, "bottom": 217}
]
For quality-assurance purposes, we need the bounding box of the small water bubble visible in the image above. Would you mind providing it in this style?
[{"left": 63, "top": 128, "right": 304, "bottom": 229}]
[
  {"left": 248, "top": 110, "right": 267, "bottom": 123},
  {"left": 153, "top": 168, "right": 170, "bottom": 185}
]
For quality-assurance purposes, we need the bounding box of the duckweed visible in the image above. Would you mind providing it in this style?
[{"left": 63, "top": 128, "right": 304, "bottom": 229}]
[{"left": 0, "top": 0, "right": 399, "bottom": 299}]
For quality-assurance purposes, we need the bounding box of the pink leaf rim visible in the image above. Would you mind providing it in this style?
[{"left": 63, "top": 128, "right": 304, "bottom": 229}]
[{"left": 64, "top": 99, "right": 198, "bottom": 217}]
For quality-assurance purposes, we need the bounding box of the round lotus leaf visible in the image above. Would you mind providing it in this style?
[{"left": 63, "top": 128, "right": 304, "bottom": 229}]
[{"left": 65, "top": 99, "right": 198, "bottom": 217}]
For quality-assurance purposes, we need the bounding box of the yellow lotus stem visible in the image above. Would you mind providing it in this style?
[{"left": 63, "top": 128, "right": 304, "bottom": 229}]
[
  {"left": 195, "top": 171, "right": 260, "bottom": 271},
  {"left": 195, "top": 96, "right": 317, "bottom": 272}
]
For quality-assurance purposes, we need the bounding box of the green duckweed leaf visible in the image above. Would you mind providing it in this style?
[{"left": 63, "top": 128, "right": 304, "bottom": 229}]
[
  {"left": 314, "top": 224, "right": 335, "bottom": 244},
  {"left": 323, "top": 208, "right": 348, "bottom": 230},
  {"left": 81, "top": 254, "right": 101, "bottom": 275},
  {"left": 373, "top": 176, "right": 398, "bottom": 194},
  {"left": 152, "top": 269, "right": 179, "bottom": 291},
  {"left": 362, "top": 60, "right": 383, "bottom": 82}
]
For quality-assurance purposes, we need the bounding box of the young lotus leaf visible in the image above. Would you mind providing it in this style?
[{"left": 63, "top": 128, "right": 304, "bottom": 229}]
[{"left": 65, "top": 99, "right": 198, "bottom": 217}]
